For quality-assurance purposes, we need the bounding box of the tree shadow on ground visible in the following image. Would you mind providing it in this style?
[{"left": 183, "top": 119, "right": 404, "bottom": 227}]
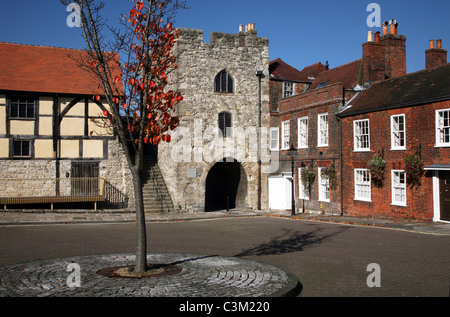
[{"left": 234, "top": 226, "right": 348, "bottom": 257}]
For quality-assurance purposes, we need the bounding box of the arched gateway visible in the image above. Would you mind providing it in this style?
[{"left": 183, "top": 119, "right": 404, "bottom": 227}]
[{"left": 205, "top": 158, "right": 246, "bottom": 212}]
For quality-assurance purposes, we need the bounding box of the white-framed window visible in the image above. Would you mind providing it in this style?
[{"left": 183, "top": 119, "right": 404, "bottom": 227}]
[
  {"left": 281, "top": 120, "right": 290, "bottom": 150},
  {"left": 297, "top": 117, "right": 308, "bottom": 148},
  {"left": 283, "top": 81, "right": 295, "bottom": 98},
  {"left": 392, "top": 170, "right": 407, "bottom": 206},
  {"left": 318, "top": 113, "right": 329, "bottom": 147},
  {"left": 318, "top": 167, "right": 330, "bottom": 202},
  {"left": 298, "top": 167, "right": 309, "bottom": 200},
  {"left": 354, "top": 119, "right": 370, "bottom": 151},
  {"left": 270, "top": 127, "right": 279, "bottom": 151},
  {"left": 354, "top": 169, "right": 371, "bottom": 201},
  {"left": 436, "top": 109, "right": 450, "bottom": 147},
  {"left": 391, "top": 114, "right": 406, "bottom": 150}
]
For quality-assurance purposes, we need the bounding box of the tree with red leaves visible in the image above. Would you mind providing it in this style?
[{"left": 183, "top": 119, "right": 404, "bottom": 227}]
[{"left": 63, "top": 0, "right": 185, "bottom": 273}]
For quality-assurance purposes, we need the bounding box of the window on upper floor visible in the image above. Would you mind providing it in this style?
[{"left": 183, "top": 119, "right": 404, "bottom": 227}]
[
  {"left": 218, "top": 111, "right": 232, "bottom": 137},
  {"left": 283, "top": 81, "right": 295, "bottom": 98},
  {"left": 297, "top": 117, "right": 308, "bottom": 148},
  {"left": 354, "top": 119, "right": 370, "bottom": 151},
  {"left": 391, "top": 114, "right": 406, "bottom": 150},
  {"left": 318, "top": 113, "right": 329, "bottom": 147},
  {"left": 214, "top": 70, "right": 234, "bottom": 93},
  {"left": 270, "top": 127, "right": 279, "bottom": 151},
  {"left": 436, "top": 109, "right": 450, "bottom": 147},
  {"left": 281, "top": 120, "right": 290, "bottom": 150},
  {"left": 9, "top": 96, "right": 36, "bottom": 119}
]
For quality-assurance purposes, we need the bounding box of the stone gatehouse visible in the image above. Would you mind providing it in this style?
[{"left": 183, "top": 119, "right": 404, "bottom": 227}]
[{"left": 158, "top": 25, "right": 273, "bottom": 212}]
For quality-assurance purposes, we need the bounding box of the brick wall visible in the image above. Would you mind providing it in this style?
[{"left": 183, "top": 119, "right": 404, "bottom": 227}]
[
  {"left": 341, "top": 100, "right": 450, "bottom": 220},
  {"left": 275, "top": 83, "right": 345, "bottom": 214}
]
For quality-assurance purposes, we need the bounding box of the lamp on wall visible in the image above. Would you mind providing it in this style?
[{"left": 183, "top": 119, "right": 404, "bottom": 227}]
[{"left": 287, "top": 144, "right": 296, "bottom": 216}]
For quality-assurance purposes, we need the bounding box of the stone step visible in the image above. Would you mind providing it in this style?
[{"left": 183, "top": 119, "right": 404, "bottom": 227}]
[{"left": 140, "top": 160, "right": 174, "bottom": 214}]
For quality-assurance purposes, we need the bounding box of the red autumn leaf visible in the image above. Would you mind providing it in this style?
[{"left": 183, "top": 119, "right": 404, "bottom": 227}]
[{"left": 152, "top": 135, "right": 161, "bottom": 145}]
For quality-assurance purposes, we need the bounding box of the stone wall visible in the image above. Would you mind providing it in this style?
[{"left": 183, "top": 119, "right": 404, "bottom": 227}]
[
  {"left": 158, "top": 26, "right": 271, "bottom": 212},
  {"left": 0, "top": 138, "right": 134, "bottom": 210}
]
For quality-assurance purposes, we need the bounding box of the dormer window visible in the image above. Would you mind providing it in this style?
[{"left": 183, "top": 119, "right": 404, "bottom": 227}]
[
  {"left": 317, "top": 81, "right": 327, "bottom": 89},
  {"left": 283, "top": 81, "right": 295, "bottom": 98},
  {"left": 215, "top": 70, "right": 234, "bottom": 93}
]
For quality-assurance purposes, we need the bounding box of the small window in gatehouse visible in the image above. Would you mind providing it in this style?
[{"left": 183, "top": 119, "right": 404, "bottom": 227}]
[
  {"left": 215, "top": 70, "right": 234, "bottom": 93},
  {"left": 218, "top": 111, "right": 232, "bottom": 137}
]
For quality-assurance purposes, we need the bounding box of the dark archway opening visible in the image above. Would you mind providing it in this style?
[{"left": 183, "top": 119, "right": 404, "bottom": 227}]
[{"left": 205, "top": 159, "right": 241, "bottom": 212}]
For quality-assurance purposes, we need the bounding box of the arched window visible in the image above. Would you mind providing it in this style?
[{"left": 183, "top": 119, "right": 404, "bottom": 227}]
[
  {"left": 218, "top": 111, "right": 232, "bottom": 137},
  {"left": 214, "top": 70, "right": 234, "bottom": 93}
]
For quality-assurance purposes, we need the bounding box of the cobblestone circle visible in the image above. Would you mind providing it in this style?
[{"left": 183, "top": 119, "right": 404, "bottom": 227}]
[{"left": 0, "top": 253, "right": 300, "bottom": 297}]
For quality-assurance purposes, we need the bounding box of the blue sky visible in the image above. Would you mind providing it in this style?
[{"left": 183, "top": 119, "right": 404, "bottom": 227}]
[{"left": 0, "top": 0, "right": 449, "bottom": 73}]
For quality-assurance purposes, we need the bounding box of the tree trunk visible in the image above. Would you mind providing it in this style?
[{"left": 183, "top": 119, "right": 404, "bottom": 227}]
[{"left": 132, "top": 168, "right": 148, "bottom": 273}]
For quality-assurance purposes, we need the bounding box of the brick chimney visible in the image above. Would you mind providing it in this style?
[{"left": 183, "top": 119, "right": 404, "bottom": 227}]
[
  {"left": 426, "top": 39, "right": 447, "bottom": 69},
  {"left": 362, "top": 20, "right": 407, "bottom": 84},
  {"left": 381, "top": 20, "right": 407, "bottom": 79}
]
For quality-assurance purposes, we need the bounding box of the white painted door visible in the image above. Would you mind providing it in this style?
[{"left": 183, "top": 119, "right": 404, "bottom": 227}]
[{"left": 269, "top": 176, "right": 292, "bottom": 210}]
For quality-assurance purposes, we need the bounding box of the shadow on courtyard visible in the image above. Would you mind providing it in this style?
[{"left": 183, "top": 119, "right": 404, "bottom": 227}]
[{"left": 234, "top": 226, "right": 348, "bottom": 257}]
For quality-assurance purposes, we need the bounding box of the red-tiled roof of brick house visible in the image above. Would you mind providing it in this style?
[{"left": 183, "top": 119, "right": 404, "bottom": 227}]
[
  {"left": 338, "top": 62, "right": 450, "bottom": 117},
  {"left": 308, "top": 59, "right": 363, "bottom": 90},
  {"left": 0, "top": 42, "right": 122, "bottom": 96},
  {"left": 269, "top": 58, "right": 327, "bottom": 82}
]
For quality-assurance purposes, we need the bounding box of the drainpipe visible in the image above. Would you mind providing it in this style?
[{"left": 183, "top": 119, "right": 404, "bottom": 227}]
[
  {"left": 338, "top": 88, "right": 345, "bottom": 216},
  {"left": 255, "top": 70, "right": 264, "bottom": 210}
]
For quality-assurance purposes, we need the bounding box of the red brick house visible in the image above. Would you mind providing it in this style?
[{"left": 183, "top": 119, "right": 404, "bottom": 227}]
[
  {"left": 271, "top": 21, "right": 450, "bottom": 220},
  {"left": 337, "top": 40, "right": 449, "bottom": 222},
  {"left": 271, "top": 59, "right": 362, "bottom": 214},
  {"left": 268, "top": 59, "right": 329, "bottom": 211}
]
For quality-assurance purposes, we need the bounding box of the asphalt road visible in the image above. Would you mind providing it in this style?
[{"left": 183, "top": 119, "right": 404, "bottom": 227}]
[{"left": 0, "top": 217, "right": 449, "bottom": 297}]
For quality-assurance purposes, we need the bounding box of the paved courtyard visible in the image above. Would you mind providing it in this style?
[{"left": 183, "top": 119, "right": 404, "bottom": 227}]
[
  {"left": 0, "top": 253, "right": 299, "bottom": 297},
  {"left": 0, "top": 214, "right": 449, "bottom": 297}
]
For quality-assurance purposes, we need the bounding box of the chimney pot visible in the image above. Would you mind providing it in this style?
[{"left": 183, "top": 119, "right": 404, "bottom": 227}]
[
  {"left": 437, "top": 39, "right": 442, "bottom": 49},
  {"left": 382, "top": 21, "right": 389, "bottom": 36},
  {"left": 374, "top": 31, "right": 380, "bottom": 43},
  {"left": 367, "top": 31, "right": 373, "bottom": 42},
  {"left": 429, "top": 40, "right": 435, "bottom": 49},
  {"left": 239, "top": 24, "right": 243, "bottom": 32}
]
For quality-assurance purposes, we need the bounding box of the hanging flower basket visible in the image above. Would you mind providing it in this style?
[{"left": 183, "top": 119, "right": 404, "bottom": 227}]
[
  {"left": 301, "top": 166, "right": 315, "bottom": 188},
  {"left": 367, "top": 155, "right": 386, "bottom": 187},
  {"left": 403, "top": 154, "right": 424, "bottom": 187},
  {"left": 320, "top": 165, "right": 337, "bottom": 188}
]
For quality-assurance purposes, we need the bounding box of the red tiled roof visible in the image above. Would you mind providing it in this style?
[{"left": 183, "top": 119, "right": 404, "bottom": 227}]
[
  {"left": 0, "top": 42, "right": 121, "bottom": 96},
  {"left": 298, "top": 62, "right": 328, "bottom": 81},
  {"left": 309, "top": 59, "right": 362, "bottom": 90},
  {"left": 269, "top": 58, "right": 327, "bottom": 83},
  {"left": 338, "top": 62, "right": 450, "bottom": 117}
]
